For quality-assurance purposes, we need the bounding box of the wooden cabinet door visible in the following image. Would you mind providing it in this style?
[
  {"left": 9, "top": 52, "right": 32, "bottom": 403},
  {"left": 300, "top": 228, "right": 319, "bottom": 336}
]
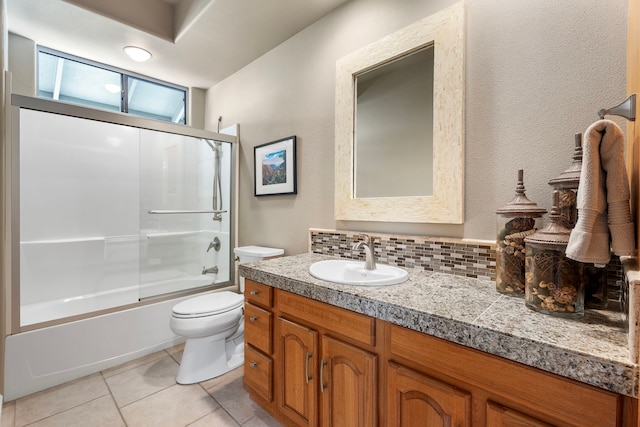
[
  {"left": 387, "top": 362, "right": 471, "bottom": 427},
  {"left": 486, "top": 401, "right": 554, "bottom": 427},
  {"left": 278, "top": 317, "right": 319, "bottom": 427},
  {"left": 320, "top": 335, "right": 377, "bottom": 427}
]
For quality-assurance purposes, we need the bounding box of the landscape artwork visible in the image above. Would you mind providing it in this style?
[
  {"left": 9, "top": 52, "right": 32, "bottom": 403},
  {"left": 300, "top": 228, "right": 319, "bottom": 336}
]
[
  {"left": 254, "top": 136, "right": 297, "bottom": 196},
  {"left": 262, "top": 149, "right": 287, "bottom": 185}
]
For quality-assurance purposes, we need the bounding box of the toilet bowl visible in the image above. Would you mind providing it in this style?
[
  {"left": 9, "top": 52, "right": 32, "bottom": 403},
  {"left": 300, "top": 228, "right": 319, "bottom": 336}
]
[{"left": 170, "top": 291, "right": 244, "bottom": 384}]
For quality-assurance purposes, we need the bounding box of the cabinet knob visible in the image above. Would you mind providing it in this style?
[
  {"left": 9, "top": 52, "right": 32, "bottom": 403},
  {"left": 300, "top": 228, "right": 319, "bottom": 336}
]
[
  {"left": 249, "top": 361, "right": 257, "bottom": 368},
  {"left": 249, "top": 316, "right": 258, "bottom": 322},
  {"left": 250, "top": 290, "right": 259, "bottom": 295}
]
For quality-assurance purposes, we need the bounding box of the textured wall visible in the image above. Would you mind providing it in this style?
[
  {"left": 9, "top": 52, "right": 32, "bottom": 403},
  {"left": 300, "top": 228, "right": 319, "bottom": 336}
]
[{"left": 205, "top": 0, "right": 628, "bottom": 255}]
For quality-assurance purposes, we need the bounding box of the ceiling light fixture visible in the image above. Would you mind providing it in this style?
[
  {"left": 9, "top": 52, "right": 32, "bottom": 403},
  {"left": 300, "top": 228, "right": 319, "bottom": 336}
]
[{"left": 123, "top": 46, "right": 152, "bottom": 62}]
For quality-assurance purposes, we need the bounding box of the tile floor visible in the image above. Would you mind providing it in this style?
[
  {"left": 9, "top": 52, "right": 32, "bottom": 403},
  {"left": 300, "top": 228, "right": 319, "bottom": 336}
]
[{"left": 0, "top": 344, "right": 282, "bottom": 427}]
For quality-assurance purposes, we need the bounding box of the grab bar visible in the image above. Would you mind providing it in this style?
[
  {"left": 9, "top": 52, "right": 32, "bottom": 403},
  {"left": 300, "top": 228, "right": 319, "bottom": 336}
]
[{"left": 147, "top": 210, "right": 227, "bottom": 214}]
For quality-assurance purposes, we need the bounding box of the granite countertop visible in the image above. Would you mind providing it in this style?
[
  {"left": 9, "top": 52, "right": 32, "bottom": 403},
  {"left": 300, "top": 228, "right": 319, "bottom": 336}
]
[{"left": 239, "top": 252, "right": 638, "bottom": 397}]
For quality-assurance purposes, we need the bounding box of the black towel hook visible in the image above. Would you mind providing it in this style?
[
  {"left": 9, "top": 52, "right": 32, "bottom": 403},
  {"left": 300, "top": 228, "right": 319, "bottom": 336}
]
[{"left": 598, "top": 94, "right": 636, "bottom": 121}]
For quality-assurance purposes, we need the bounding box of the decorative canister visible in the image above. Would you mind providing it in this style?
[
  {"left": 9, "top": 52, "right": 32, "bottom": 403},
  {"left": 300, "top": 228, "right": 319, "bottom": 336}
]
[
  {"left": 495, "top": 169, "right": 547, "bottom": 296},
  {"left": 547, "top": 133, "right": 607, "bottom": 309},
  {"left": 524, "top": 195, "right": 584, "bottom": 318},
  {"left": 547, "top": 133, "right": 582, "bottom": 229}
]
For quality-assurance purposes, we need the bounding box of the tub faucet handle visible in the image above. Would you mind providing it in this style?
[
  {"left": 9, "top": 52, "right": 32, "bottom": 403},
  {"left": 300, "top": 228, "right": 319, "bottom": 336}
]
[{"left": 207, "top": 237, "right": 221, "bottom": 252}]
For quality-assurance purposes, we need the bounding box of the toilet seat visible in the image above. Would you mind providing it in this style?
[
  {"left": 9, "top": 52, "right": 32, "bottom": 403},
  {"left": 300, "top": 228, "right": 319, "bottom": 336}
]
[{"left": 172, "top": 292, "right": 243, "bottom": 319}]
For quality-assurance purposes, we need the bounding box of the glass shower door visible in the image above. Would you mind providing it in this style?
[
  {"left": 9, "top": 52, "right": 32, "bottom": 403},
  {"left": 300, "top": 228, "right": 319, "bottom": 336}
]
[
  {"left": 138, "top": 130, "right": 232, "bottom": 299},
  {"left": 19, "top": 110, "right": 141, "bottom": 326}
]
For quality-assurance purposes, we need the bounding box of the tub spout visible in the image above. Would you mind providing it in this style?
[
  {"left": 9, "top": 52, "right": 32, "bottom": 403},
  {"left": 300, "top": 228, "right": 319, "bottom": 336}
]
[{"left": 202, "top": 266, "right": 219, "bottom": 275}]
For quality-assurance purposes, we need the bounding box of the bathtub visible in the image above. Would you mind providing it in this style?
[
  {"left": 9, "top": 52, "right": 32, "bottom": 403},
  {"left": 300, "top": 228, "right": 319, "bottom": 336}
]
[
  {"left": 6, "top": 231, "right": 232, "bottom": 401},
  {"left": 4, "top": 290, "right": 232, "bottom": 401}
]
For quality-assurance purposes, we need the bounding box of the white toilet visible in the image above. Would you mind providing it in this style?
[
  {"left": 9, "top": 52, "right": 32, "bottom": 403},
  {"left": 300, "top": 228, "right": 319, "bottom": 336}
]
[{"left": 169, "top": 246, "right": 283, "bottom": 384}]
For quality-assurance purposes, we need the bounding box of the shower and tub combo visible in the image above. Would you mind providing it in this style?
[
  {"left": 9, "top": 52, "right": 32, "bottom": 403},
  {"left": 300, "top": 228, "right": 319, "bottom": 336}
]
[{"left": 2, "top": 95, "right": 266, "bottom": 399}]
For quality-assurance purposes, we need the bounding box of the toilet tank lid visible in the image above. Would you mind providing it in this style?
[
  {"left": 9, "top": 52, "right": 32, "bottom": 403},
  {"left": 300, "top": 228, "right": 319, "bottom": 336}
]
[{"left": 234, "top": 246, "right": 284, "bottom": 258}]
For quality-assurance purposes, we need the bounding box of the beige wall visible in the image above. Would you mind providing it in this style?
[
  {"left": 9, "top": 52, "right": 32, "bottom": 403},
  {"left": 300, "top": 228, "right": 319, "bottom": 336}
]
[{"left": 205, "top": 0, "right": 628, "bottom": 256}]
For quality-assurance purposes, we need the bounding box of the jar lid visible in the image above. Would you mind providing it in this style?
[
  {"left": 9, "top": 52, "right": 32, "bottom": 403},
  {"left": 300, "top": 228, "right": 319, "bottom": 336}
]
[
  {"left": 496, "top": 169, "right": 547, "bottom": 217},
  {"left": 525, "top": 193, "right": 571, "bottom": 245},
  {"left": 548, "top": 133, "right": 583, "bottom": 189}
]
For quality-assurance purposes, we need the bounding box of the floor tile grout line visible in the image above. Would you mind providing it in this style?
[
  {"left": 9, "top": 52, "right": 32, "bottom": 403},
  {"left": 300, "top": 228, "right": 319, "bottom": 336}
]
[
  {"left": 102, "top": 350, "right": 181, "bottom": 412},
  {"left": 18, "top": 393, "right": 112, "bottom": 427},
  {"left": 197, "top": 382, "right": 241, "bottom": 426},
  {"left": 100, "top": 370, "right": 129, "bottom": 427}
]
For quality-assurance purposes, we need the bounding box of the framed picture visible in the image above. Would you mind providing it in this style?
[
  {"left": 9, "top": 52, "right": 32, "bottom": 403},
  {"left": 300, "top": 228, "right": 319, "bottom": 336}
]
[{"left": 254, "top": 136, "right": 297, "bottom": 196}]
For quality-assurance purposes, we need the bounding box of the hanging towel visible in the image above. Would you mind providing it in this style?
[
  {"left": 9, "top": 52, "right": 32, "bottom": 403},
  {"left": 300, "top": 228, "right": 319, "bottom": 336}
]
[{"left": 566, "top": 119, "right": 636, "bottom": 265}]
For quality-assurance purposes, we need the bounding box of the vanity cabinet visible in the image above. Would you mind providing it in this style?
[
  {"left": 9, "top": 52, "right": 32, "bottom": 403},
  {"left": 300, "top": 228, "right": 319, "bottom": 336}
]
[{"left": 243, "top": 279, "right": 636, "bottom": 427}]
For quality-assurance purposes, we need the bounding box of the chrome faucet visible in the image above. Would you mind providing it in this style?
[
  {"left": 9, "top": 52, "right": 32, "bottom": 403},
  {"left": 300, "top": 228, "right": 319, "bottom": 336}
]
[
  {"left": 202, "top": 266, "right": 219, "bottom": 275},
  {"left": 352, "top": 234, "right": 377, "bottom": 270}
]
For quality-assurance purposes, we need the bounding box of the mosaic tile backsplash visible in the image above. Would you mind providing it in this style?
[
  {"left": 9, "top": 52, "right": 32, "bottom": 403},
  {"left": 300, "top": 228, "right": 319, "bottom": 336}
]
[
  {"left": 309, "top": 229, "right": 496, "bottom": 281},
  {"left": 308, "top": 228, "right": 623, "bottom": 299}
]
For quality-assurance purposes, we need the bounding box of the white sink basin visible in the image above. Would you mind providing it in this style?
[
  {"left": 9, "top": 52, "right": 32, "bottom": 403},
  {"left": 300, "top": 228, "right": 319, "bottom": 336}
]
[{"left": 308, "top": 260, "right": 408, "bottom": 286}]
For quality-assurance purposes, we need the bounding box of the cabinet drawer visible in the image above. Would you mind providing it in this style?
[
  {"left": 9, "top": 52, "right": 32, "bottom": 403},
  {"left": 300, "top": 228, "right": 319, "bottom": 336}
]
[
  {"left": 244, "top": 344, "right": 273, "bottom": 403},
  {"left": 277, "top": 289, "right": 375, "bottom": 347},
  {"left": 245, "top": 302, "right": 273, "bottom": 354},
  {"left": 245, "top": 279, "right": 273, "bottom": 308}
]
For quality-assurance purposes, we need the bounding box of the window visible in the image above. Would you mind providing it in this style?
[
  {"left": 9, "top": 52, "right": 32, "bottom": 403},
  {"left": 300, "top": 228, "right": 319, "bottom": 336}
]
[{"left": 37, "top": 47, "right": 187, "bottom": 124}]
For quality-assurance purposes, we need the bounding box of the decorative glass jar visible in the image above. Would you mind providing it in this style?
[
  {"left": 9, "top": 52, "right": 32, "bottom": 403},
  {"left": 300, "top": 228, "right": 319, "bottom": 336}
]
[
  {"left": 547, "top": 133, "right": 582, "bottom": 229},
  {"left": 495, "top": 169, "right": 546, "bottom": 296},
  {"left": 548, "top": 133, "right": 607, "bottom": 309},
  {"left": 524, "top": 196, "right": 584, "bottom": 318}
]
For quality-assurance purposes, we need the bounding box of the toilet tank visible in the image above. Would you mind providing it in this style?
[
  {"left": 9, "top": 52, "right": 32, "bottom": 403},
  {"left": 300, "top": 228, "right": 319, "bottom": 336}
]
[
  {"left": 234, "top": 246, "right": 284, "bottom": 291},
  {"left": 234, "top": 246, "right": 284, "bottom": 264}
]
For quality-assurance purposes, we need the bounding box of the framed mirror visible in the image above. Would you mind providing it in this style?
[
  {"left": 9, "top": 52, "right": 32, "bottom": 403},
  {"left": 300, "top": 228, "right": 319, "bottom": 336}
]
[{"left": 334, "top": 2, "right": 465, "bottom": 223}]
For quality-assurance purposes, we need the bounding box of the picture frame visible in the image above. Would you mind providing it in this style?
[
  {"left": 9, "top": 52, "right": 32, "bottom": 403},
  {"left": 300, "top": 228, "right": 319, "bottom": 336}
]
[{"left": 254, "top": 136, "right": 297, "bottom": 196}]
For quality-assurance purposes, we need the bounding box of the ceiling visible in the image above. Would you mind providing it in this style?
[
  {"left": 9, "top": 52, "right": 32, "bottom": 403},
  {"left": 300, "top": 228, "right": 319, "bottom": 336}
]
[{"left": 6, "top": 0, "right": 350, "bottom": 89}]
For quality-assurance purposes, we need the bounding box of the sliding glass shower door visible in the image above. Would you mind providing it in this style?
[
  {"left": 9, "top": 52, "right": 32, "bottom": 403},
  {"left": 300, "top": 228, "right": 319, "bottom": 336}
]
[
  {"left": 17, "top": 106, "right": 234, "bottom": 327},
  {"left": 138, "top": 130, "right": 232, "bottom": 299}
]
